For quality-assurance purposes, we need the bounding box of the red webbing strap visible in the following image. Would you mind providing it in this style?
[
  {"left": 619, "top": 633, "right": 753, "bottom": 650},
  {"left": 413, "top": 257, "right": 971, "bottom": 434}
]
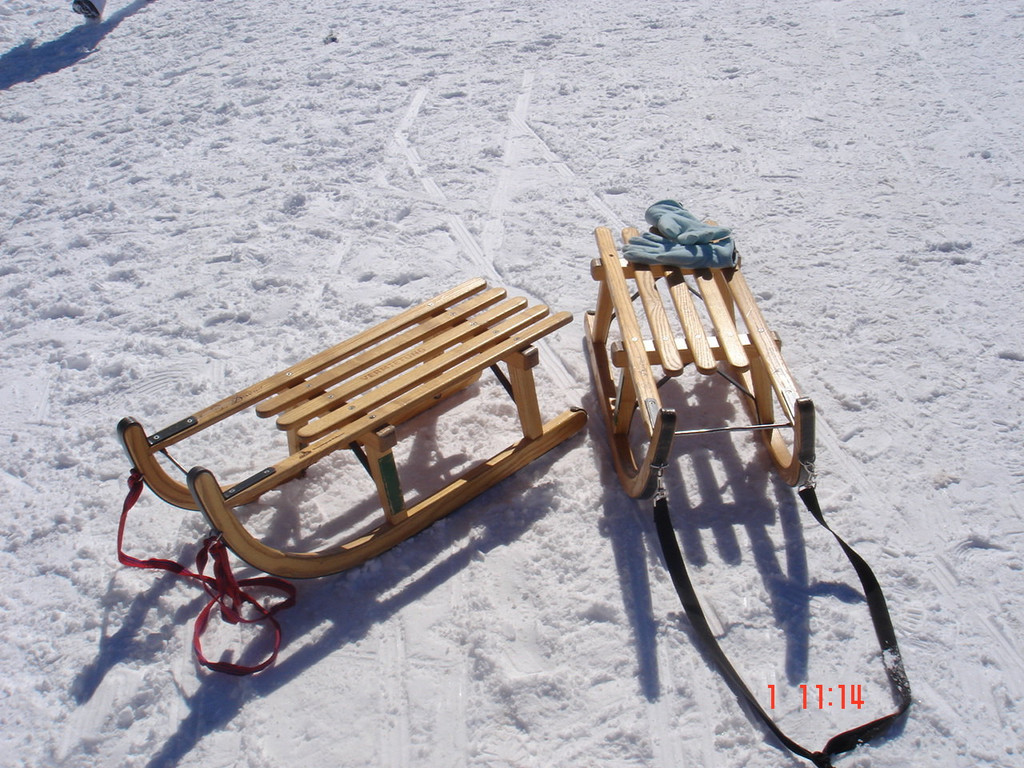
[{"left": 118, "top": 469, "right": 296, "bottom": 675}]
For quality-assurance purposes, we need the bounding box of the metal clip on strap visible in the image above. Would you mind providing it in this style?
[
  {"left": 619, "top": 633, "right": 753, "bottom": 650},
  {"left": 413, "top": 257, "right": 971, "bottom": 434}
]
[{"left": 651, "top": 463, "right": 668, "bottom": 503}]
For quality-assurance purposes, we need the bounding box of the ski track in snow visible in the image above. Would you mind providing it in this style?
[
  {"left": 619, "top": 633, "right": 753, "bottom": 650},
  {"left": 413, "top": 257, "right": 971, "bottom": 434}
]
[{"left": 2, "top": 0, "right": 1024, "bottom": 766}]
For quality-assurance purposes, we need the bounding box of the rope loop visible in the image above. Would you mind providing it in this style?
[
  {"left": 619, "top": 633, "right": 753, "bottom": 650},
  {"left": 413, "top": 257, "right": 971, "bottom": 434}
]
[{"left": 117, "top": 470, "right": 296, "bottom": 675}]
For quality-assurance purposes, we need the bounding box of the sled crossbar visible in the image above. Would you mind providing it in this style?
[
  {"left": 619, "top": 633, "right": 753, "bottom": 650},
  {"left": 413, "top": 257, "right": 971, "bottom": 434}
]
[
  {"left": 674, "top": 421, "right": 793, "bottom": 437},
  {"left": 119, "top": 278, "right": 586, "bottom": 578},
  {"left": 584, "top": 226, "right": 814, "bottom": 497}
]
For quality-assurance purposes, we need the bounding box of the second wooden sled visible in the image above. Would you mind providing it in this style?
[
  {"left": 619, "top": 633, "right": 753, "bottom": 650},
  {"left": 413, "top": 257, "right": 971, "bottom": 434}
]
[
  {"left": 119, "top": 278, "right": 586, "bottom": 579},
  {"left": 584, "top": 226, "right": 814, "bottom": 497},
  {"left": 584, "top": 225, "right": 914, "bottom": 768}
]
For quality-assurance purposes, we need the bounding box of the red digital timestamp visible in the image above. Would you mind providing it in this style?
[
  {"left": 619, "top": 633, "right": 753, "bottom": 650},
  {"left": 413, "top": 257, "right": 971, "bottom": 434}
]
[{"left": 767, "top": 684, "right": 865, "bottom": 710}]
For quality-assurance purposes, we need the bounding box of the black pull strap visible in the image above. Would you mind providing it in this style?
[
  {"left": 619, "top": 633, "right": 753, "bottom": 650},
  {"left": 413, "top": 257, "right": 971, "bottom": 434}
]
[{"left": 652, "top": 486, "right": 911, "bottom": 767}]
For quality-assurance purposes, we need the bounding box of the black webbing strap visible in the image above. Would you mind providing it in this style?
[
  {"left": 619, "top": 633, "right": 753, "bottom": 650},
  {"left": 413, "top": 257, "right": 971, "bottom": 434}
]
[{"left": 652, "top": 484, "right": 911, "bottom": 767}]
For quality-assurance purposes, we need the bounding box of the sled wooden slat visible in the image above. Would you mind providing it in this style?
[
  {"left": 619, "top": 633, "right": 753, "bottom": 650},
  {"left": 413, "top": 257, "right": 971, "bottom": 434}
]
[
  {"left": 134, "top": 279, "right": 493, "bottom": 454},
  {"left": 273, "top": 296, "right": 529, "bottom": 434},
  {"left": 725, "top": 268, "right": 803, "bottom": 422},
  {"left": 592, "top": 227, "right": 664, "bottom": 437},
  {"left": 664, "top": 271, "right": 717, "bottom": 373},
  {"left": 119, "top": 279, "right": 586, "bottom": 578},
  {"left": 693, "top": 268, "right": 749, "bottom": 370},
  {"left": 256, "top": 287, "right": 508, "bottom": 420},
  {"left": 623, "top": 227, "right": 685, "bottom": 376},
  {"left": 585, "top": 226, "right": 814, "bottom": 497},
  {"left": 294, "top": 306, "right": 565, "bottom": 442}
]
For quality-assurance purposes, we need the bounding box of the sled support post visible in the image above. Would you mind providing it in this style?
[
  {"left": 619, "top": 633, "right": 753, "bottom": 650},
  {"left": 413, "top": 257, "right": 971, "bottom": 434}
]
[
  {"left": 584, "top": 226, "right": 814, "bottom": 496},
  {"left": 364, "top": 425, "right": 404, "bottom": 521},
  {"left": 120, "top": 278, "right": 587, "bottom": 578},
  {"left": 506, "top": 346, "right": 544, "bottom": 440},
  {"left": 285, "top": 424, "right": 307, "bottom": 454}
]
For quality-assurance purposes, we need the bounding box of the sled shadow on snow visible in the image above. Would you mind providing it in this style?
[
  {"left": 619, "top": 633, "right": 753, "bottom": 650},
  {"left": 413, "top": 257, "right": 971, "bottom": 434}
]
[
  {"left": 588, "top": 373, "right": 865, "bottom": 704},
  {"left": 72, "top": 570, "right": 185, "bottom": 706},
  {"left": 0, "top": 0, "right": 152, "bottom": 91},
  {"left": 73, "top": 383, "right": 571, "bottom": 768}
]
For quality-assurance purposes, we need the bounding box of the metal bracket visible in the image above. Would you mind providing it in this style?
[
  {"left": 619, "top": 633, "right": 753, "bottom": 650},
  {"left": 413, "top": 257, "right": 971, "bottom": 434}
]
[
  {"left": 490, "top": 363, "right": 515, "bottom": 401},
  {"left": 223, "top": 467, "right": 275, "bottom": 500},
  {"left": 652, "top": 462, "right": 668, "bottom": 504},
  {"left": 148, "top": 416, "right": 197, "bottom": 446},
  {"left": 798, "top": 460, "right": 818, "bottom": 492}
]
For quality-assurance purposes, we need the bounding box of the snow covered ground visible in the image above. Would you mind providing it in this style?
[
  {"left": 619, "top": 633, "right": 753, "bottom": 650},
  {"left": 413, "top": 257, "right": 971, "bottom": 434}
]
[{"left": 2, "top": 0, "right": 1023, "bottom": 765}]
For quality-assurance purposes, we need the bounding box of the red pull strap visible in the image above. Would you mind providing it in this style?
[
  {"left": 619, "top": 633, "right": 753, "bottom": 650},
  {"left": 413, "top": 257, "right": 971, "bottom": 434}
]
[{"left": 118, "top": 470, "right": 296, "bottom": 675}]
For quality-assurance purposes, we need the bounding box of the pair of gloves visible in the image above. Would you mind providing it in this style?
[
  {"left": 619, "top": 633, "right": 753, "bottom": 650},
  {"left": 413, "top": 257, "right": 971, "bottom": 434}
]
[{"left": 622, "top": 200, "right": 736, "bottom": 269}]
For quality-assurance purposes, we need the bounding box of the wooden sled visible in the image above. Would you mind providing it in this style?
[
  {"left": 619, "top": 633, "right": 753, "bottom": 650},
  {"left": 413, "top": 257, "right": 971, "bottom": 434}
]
[
  {"left": 119, "top": 278, "right": 586, "bottom": 579},
  {"left": 584, "top": 226, "right": 814, "bottom": 498}
]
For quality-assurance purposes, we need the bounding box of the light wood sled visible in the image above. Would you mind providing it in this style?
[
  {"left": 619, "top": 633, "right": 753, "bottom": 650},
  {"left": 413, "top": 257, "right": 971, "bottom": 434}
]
[
  {"left": 584, "top": 226, "right": 814, "bottom": 498},
  {"left": 119, "top": 278, "right": 586, "bottom": 578}
]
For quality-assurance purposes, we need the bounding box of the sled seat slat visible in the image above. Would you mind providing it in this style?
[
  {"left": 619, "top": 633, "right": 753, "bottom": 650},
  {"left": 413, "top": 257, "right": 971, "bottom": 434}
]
[
  {"left": 692, "top": 267, "right": 750, "bottom": 371},
  {"left": 292, "top": 303, "right": 567, "bottom": 444},
  {"left": 270, "top": 293, "right": 524, "bottom": 435},
  {"left": 592, "top": 227, "right": 664, "bottom": 435},
  {"left": 255, "top": 286, "right": 508, "bottom": 421},
  {"left": 140, "top": 279, "right": 493, "bottom": 452},
  {"left": 119, "top": 278, "right": 586, "bottom": 578},
  {"left": 664, "top": 270, "right": 718, "bottom": 374}
]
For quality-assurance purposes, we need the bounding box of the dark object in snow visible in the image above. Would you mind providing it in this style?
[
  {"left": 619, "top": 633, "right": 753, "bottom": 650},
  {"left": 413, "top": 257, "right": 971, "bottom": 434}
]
[{"left": 72, "top": 0, "right": 105, "bottom": 19}]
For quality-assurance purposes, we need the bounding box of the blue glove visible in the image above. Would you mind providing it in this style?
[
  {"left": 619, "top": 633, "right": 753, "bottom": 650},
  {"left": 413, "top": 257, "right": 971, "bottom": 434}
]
[{"left": 623, "top": 200, "right": 736, "bottom": 268}]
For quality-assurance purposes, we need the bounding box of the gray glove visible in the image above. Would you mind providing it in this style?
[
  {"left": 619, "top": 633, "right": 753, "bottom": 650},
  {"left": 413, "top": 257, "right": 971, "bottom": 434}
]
[{"left": 623, "top": 200, "right": 736, "bottom": 268}]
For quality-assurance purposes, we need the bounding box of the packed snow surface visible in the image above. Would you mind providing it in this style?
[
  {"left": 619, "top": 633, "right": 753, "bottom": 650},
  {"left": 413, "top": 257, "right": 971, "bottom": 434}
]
[{"left": 2, "top": 1, "right": 1023, "bottom": 766}]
